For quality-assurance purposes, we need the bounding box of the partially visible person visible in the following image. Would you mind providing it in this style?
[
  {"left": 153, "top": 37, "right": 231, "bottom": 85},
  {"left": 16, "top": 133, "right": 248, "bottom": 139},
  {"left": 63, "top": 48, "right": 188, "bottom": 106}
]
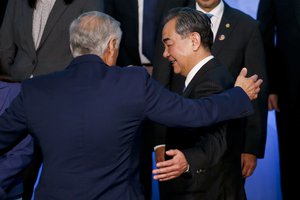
[
  {"left": 0, "top": 11, "right": 262, "bottom": 200},
  {"left": 0, "top": 1, "right": 104, "bottom": 199},
  {"left": 257, "top": 0, "right": 300, "bottom": 199},
  {"left": 0, "top": 0, "right": 103, "bottom": 80},
  {"left": 103, "top": 0, "right": 187, "bottom": 67},
  {"left": 0, "top": 76, "right": 33, "bottom": 200},
  {"left": 152, "top": 7, "right": 234, "bottom": 200},
  {"left": 152, "top": 0, "right": 268, "bottom": 199}
]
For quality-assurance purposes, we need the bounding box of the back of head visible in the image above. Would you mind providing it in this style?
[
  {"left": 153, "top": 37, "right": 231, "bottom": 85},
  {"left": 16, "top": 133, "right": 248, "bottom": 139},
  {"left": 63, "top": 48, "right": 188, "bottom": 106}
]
[
  {"left": 69, "top": 11, "right": 122, "bottom": 58},
  {"left": 163, "top": 7, "right": 213, "bottom": 50}
]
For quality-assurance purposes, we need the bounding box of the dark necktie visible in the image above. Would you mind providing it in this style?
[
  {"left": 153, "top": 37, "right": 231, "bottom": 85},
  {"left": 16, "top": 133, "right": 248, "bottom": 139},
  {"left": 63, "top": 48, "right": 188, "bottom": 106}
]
[
  {"left": 142, "top": 0, "right": 158, "bottom": 62},
  {"left": 205, "top": 13, "right": 213, "bottom": 21}
]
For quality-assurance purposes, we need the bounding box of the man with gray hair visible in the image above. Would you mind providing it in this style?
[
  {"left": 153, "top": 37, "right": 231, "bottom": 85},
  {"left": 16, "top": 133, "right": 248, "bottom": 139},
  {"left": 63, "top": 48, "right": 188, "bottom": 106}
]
[{"left": 0, "top": 11, "right": 261, "bottom": 199}]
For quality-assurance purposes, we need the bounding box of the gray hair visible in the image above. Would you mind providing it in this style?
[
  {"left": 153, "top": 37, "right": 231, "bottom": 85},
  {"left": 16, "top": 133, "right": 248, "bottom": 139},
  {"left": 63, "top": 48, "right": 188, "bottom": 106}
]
[{"left": 69, "top": 11, "right": 122, "bottom": 57}]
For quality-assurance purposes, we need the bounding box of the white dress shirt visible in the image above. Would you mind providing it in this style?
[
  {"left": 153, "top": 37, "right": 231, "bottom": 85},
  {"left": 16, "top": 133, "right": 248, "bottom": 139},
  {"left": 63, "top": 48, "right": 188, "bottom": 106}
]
[
  {"left": 32, "top": 0, "right": 56, "bottom": 49},
  {"left": 138, "top": 0, "right": 151, "bottom": 64},
  {"left": 196, "top": 0, "right": 224, "bottom": 41},
  {"left": 185, "top": 55, "right": 214, "bottom": 89}
]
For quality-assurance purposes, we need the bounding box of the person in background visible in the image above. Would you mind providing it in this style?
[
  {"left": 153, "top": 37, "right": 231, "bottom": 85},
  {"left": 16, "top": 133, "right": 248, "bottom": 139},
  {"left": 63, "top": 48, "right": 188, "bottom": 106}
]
[
  {"left": 103, "top": 0, "right": 188, "bottom": 70},
  {"left": 257, "top": 0, "right": 300, "bottom": 199},
  {"left": 152, "top": 7, "right": 235, "bottom": 200},
  {"left": 0, "top": 1, "right": 104, "bottom": 199},
  {"left": 0, "top": 11, "right": 262, "bottom": 200},
  {"left": 0, "top": 76, "right": 33, "bottom": 200},
  {"left": 152, "top": 0, "right": 268, "bottom": 199}
]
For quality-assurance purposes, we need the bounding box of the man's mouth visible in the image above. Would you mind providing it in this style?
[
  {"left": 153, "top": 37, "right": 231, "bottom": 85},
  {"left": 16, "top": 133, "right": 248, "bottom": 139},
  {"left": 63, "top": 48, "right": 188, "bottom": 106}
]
[{"left": 170, "top": 60, "right": 176, "bottom": 65}]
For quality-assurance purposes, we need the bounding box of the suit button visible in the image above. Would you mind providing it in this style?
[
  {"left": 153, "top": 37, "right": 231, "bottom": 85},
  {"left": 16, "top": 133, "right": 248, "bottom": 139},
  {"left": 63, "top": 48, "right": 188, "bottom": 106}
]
[
  {"left": 196, "top": 169, "right": 206, "bottom": 174},
  {"left": 32, "top": 60, "right": 36, "bottom": 65}
]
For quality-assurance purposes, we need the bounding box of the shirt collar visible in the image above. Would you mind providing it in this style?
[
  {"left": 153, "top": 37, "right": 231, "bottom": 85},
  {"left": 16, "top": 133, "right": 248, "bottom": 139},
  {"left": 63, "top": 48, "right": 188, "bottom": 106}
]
[
  {"left": 185, "top": 55, "right": 214, "bottom": 88},
  {"left": 196, "top": 0, "right": 224, "bottom": 19}
]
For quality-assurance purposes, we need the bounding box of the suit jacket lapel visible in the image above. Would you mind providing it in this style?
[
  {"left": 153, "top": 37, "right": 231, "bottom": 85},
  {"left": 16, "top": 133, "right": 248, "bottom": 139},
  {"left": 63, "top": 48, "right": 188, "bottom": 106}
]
[
  {"left": 23, "top": 3, "right": 36, "bottom": 55},
  {"left": 182, "top": 59, "right": 214, "bottom": 97},
  {"left": 38, "top": 0, "right": 68, "bottom": 50},
  {"left": 212, "top": 3, "right": 237, "bottom": 56}
]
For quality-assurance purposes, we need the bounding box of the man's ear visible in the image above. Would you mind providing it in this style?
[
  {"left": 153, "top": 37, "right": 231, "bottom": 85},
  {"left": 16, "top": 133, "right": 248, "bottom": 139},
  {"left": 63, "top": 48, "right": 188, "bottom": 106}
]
[
  {"left": 108, "top": 38, "right": 117, "bottom": 52},
  {"left": 190, "top": 32, "right": 201, "bottom": 51},
  {"left": 104, "top": 38, "right": 119, "bottom": 66}
]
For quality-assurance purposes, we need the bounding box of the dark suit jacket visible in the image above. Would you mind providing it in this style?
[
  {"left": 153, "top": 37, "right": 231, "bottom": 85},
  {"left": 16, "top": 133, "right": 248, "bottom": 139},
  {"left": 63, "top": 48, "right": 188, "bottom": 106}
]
[
  {"left": 257, "top": 0, "right": 300, "bottom": 101},
  {"left": 0, "top": 81, "right": 33, "bottom": 200},
  {"left": 103, "top": 0, "right": 188, "bottom": 66},
  {"left": 0, "top": 54, "right": 253, "bottom": 200},
  {"left": 160, "top": 58, "right": 235, "bottom": 200},
  {"left": 152, "top": 2, "right": 268, "bottom": 199},
  {"left": 153, "top": 0, "right": 268, "bottom": 158},
  {"left": 0, "top": 0, "right": 103, "bottom": 81},
  {"left": 257, "top": 0, "right": 300, "bottom": 198}
]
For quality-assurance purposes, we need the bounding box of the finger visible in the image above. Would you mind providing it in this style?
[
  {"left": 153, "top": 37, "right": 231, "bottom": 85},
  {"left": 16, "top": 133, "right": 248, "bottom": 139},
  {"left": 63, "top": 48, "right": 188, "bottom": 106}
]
[
  {"left": 254, "top": 79, "right": 263, "bottom": 87},
  {"left": 165, "top": 149, "right": 177, "bottom": 156},
  {"left": 249, "top": 74, "right": 258, "bottom": 81},
  {"left": 254, "top": 87, "right": 261, "bottom": 95},
  {"left": 159, "top": 175, "right": 178, "bottom": 181},
  {"left": 153, "top": 162, "right": 180, "bottom": 175},
  {"left": 156, "top": 159, "right": 173, "bottom": 168},
  {"left": 242, "top": 167, "right": 254, "bottom": 178},
  {"left": 153, "top": 170, "right": 178, "bottom": 180},
  {"left": 153, "top": 165, "right": 174, "bottom": 175},
  {"left": 268, "top": 102, "right": 273, "bottom": 110},
  {"left": 239, "top": 67, "right": 247, "bottom": 77}
]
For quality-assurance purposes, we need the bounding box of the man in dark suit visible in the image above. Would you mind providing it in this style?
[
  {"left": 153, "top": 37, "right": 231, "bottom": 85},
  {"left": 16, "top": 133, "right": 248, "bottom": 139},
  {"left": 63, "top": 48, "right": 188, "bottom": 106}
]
[
  {"left": 0, "top": 11, "right": 262, "bottom": 200},
  {"left": 103, "top": 0, "right": 188, "bottom": 67},
  {"left": 153, "top": 0, "right": 268, "bottom": 199},
  {"left": 0, "top": 1, "right": 104, "bottom": 198},
  {"left": 257, "top": 0, "right": 300, "bottom": 199},
  {"left": 152, "top": 7, "right": 235, "bottom": 199}
]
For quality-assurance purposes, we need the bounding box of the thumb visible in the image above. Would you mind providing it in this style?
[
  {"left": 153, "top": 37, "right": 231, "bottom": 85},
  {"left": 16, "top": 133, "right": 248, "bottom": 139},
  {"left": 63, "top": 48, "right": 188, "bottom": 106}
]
[{"left": 239, "top": 67, "right": 248, "bottom": 77}]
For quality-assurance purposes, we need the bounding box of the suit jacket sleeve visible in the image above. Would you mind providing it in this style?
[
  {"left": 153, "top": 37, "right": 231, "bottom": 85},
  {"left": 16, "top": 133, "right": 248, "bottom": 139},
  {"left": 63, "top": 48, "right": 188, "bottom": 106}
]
[
  {"left": 144, "top": 77, "right": 253, "bottom": 128},
  {"left": 0, "top": 135, "right": 33, "bottom": 198},
  {"left": 0, "top": 88, "right": 28, "bottom": 153},
  {"left": 242, "top": 20, "right": 269, "bottom": 158},
  {"left": 257, "top": 0, "right": 278, "bottom": 94},
  {"left": 0, "top": 82, "right": 33, "bottom": 197}
]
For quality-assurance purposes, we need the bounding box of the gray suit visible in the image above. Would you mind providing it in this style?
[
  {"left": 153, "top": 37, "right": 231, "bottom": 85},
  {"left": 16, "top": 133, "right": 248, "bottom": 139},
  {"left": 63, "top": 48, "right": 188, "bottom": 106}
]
[{"left": 0, "top": 0, "right": 103, "bottom": 81}]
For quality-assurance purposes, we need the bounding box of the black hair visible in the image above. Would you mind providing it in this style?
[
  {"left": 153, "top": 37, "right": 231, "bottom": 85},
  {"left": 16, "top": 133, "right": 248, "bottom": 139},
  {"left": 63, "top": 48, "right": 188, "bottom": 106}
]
[{"left": 163, "top": 7, "right": 213, "bottom": 50}]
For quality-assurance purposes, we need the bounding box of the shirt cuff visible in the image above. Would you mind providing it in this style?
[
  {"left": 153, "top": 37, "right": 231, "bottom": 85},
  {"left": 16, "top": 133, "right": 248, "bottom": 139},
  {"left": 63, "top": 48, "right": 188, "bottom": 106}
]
[{"left": 184, "top": 164, "right": 190, "bottom": 173}]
